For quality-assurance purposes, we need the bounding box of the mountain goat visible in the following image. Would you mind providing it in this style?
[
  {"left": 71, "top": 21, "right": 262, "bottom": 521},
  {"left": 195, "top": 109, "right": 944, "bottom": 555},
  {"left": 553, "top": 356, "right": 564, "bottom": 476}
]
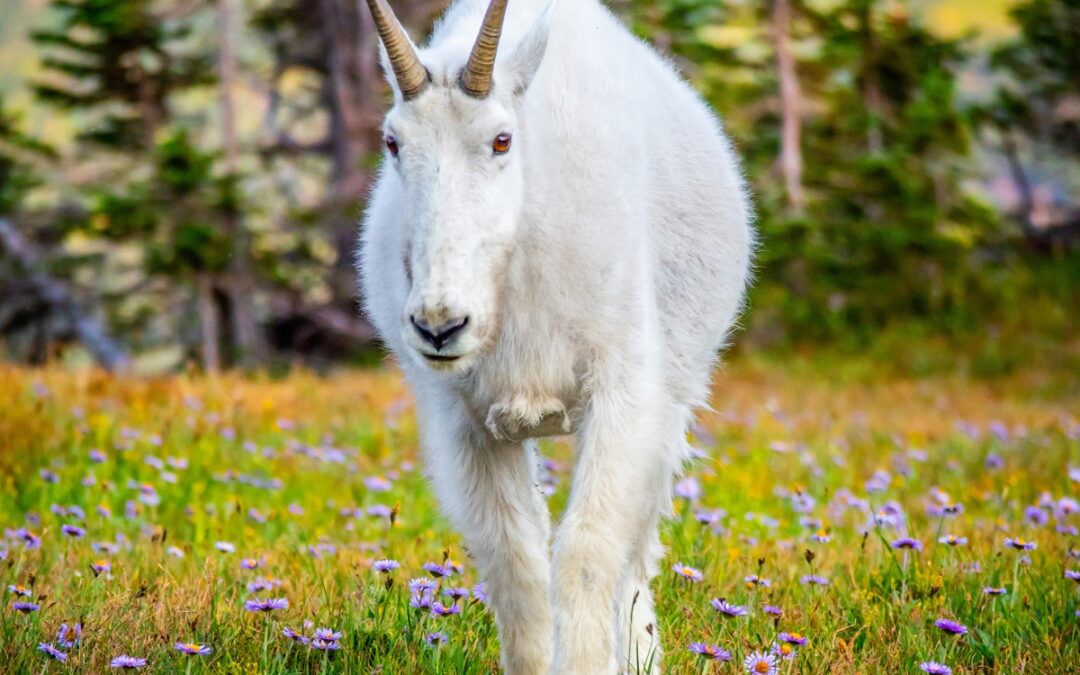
[{"left": 358, "top": 0, "right": 753, "bottom": 672}]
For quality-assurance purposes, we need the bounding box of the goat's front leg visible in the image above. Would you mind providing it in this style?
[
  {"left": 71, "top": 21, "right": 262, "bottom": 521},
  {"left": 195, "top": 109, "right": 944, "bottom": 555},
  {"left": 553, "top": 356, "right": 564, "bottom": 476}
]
[
  {"left": 417, "top": 392, "right": 553, "bottom": 675},
  {"left": 551, "top": 364, "right": 671, "bottom": 674}
]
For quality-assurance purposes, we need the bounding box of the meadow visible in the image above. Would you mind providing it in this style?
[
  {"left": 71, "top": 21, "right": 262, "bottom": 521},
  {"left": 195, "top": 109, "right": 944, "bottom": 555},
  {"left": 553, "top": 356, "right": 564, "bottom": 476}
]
[{"left": 1, "top": 356, "right": 1078, "bottom": 673}]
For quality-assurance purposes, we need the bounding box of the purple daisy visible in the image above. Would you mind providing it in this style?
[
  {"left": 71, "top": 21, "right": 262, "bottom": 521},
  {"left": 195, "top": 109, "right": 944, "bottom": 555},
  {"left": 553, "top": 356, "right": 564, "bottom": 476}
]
[
  {"left": 215, "top": 541, "right": 236, "bottom": 553},
  {"left": 424, "top": 631, "right": 448, "bottom": 647},
  {"left": 1064, "top": 570, "right": 1080, "bottom": 583},
  {"left": 778, "top": 632, "right": 809, "bottom": 646},
  {"left": 247, "top": 577, "right": 282, "bottom": 593},
  {"left": 891, "top": 537, "right": 923, "bottom": 551},
  {"left": 174, "top": 642, "right": 212, "bottom": 655},
  {"left": 240, "top": 557, "right": 263, "bottom": 570},
  {"left": 743, "top": 650, "right": 779, "bottom": 674},
  {"left": 91, "top": 559, "right": 112, "bottom": 575},
  {"left": 409, "top": 577, "right": 438, "bottom": 594},
  {"left": 672, "top": 563, "right": 703, "bottom": 582},
  {"left": 938, "top": 534, "right": 967, "bottom": 546},
  {"left": 110, "top": 655, "right": 148, "bottom": 669},
  {"left": 13, "top": 601, "right": 39, "bottom": 613},
  {"left": 313, "top": 628, "right": 342, "bottom": 642},
  {"left": 57, "top": 622, "right": 82, "bottom": 648},
  {"left": 38, "top": 643, "right": 67, "bottom": 662},
  {"left": 310, "top": 638, "right": 340, "bottom": 651},
  {"left": 61, "top": 524, "right": 86, "bottom": 538},
  {"left": 431, "top": 601, "right": 461, "bottom": 617},
  {"left": 920, "top": 662, "right": 952, "bottom": 674},
  {"left": 771, "top": 641, "right": 798, "bottom": 660},
  {"left": 7, "top": 584, "right": 31, "bottom": 597},
  {"left": 1004, "top": 537, "right": 1036, "bottom": 551},
  {"left": 443, "top": 586, "right": 470, "bottom": 602},
  {"left": 245, "top": 597, "right": 288, "bottom": 612},
  {"left": 282, "top": 627, "right": 308, "bottom": 644},
  {"left": 410, "top": 592, "right": 434, "bottom": 611},
  {"left": 473, "top": 583, "right": 488, "bottom": 603},
  {"left": 983, "top": 587, "right": 1007, "bottom": 596},
  {"left": 688, "top": 642, "right": 731, "bottom": 661},
  {"left": 711, "top": 599, "right": 749, "bottom": 618},
  {"left": 933, "top": 618, "right": 968, "bottom": 636},
  {"left": 763, "top": 605, "right": 783, "bottom": 617},
  {"left": 422, "top": 562, "right": 452, "bottom": 578},
  {"left": 801, "top": 574, "right": 829, "bottom": 586},
  {"left": 372, "top": 559, "right": 400, "bottom": 573}
]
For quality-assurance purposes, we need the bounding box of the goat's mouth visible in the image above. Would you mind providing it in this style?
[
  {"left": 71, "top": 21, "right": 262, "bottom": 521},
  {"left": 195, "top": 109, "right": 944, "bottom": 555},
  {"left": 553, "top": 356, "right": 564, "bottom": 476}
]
[{"left": 422, "top": 353, "right": 461, "bottom": 363}]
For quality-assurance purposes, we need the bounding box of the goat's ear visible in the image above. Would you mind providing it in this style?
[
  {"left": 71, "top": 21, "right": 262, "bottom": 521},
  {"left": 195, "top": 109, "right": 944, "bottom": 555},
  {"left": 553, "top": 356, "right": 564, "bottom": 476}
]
[{"left": 505, "top": 0, "right": 557, "bottom": 100}]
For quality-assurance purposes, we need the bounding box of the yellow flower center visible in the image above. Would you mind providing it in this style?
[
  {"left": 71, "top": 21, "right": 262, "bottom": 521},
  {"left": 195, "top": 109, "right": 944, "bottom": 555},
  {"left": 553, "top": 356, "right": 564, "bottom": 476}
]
[
  {"left": 789, "top": 632, "right": 803, "bottom": 641},
  {"left": 755, "top": 661, "right": 771, "bottom": 673},
  {"left": 781, "top": 644, "right": 793, "bottom": 655},
  {"left": 184, "top": 643, "right": 200, "bottom": 651}
]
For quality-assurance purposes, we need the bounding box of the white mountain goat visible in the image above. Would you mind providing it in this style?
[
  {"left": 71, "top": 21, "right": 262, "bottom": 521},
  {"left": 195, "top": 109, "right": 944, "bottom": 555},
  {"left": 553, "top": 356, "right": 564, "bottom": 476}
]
[{"left": 357, "top": 0, "right": 753, "bottom": 672}]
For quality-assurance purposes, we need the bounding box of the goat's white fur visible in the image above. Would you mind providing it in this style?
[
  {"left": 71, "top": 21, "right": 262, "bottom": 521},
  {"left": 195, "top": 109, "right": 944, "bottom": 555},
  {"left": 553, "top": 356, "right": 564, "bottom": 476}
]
[{"left": 358, "top": 1, "right": 754, "bottom": 672}]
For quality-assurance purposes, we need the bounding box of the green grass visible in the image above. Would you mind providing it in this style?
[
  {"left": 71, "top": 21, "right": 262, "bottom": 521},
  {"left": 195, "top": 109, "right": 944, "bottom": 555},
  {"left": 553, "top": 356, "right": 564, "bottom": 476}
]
[{"left": 0, "top": 360, "right": 1077, "bottom": 673}]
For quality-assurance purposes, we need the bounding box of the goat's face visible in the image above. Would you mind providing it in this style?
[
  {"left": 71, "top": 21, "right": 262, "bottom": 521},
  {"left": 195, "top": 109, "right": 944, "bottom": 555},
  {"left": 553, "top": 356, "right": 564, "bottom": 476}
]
[
  {"left": 369, "top": 0, "right": 554, "bottom": 372},
  {"left": 385, "top": 90, "right": 523, "bottom": 372}
]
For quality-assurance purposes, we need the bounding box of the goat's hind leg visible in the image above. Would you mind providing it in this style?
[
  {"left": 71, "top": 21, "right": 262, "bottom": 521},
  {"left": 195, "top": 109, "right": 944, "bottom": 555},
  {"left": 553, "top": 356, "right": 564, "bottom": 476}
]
[{"left": 418, "top": 396, "right": 553, "bottom": 675}]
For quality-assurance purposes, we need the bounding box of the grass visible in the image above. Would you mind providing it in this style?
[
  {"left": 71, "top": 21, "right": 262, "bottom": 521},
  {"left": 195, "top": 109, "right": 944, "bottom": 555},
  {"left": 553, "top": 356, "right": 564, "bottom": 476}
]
[{"left": 0, "top": 357, "right": 1077, "bottom": 673}]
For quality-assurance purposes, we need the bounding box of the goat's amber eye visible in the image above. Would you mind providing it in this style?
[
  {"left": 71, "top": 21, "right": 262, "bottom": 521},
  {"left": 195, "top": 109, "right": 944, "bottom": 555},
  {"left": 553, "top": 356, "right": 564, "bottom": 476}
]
[
  {"left": 385, "top": 136, "right": 399, "bottom": 157},
  {"left": 493, "top": 133, "right": 512, "bottom": 155}
]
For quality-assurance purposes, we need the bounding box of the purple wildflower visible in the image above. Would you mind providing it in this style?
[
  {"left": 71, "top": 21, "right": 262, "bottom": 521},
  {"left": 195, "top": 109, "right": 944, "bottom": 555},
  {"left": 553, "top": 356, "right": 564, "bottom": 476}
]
[
  {"left": 763, "top": 605, "right": 783, "bottom": 617},
  {"left": 409, "top": 577, "right": 438, "bottom": 594},
  {"left": 743, "top": 650, "right": 779, "bottom": 674},
  {"left": 1025, "top": 506, "right": 1049, "bottom": 527},
  {"left": 373, "top": 559, "right": 400, "bottom": 573},
  {"left": 424, "top": 631, "right": 448, "bottom": 647},
  {"left": 13, "top": 601, "right": 39, "bottom": 613},
  {"left": 240, "top": 557, "right": 263, "bottom": 570},
  {"left": 215, "top": 541, "right": 236, "bottom": 553},
  {"left": 110, "top": 655, "right": 147, "bottom": 669},
  {"left": 431, "top": 601, "right": 461, "bottom": 617},
  {"left": 711, "top": 599, "right": 749, "bottom": 618},
  {"left": 891, "top": 537, "right": 923, "bottom": 551},
  {"left": 174, "top": 643, "right": 212, "bottom": 655},
  {"left": 1065, "top": 570, "right": 1080, "bottom": 583},
  {"left": 422, "top": 562, "right": 452, "bottom": 578},
  {"left": 91, "top": 559, "right": 112, "bottom": 575},
  {"left": 688, "top": 642, "right": 731, "bottom": 661},
  {"left": 245, "top": 597, "right": 288, "bottom": 612},
  {"left": 744, "top": 574, "right": 771, "bottom": 588},
  {"left": 473, "top": 583, "right": 488, "bottom": 603},
  {"left": 983, "top": 587, "right": 1007, "bottom": 596},
  {"left": 38, "top": 643, "right": 67, "bottom": 662},
  {"left": 920, "top": 662, "right": 952, "bottom": 674},
  {"left": 314, "top": 628, "right": 342, "bottom": 642},
  {"left": 1004, "top": 537, "right": 1037, "bottom": 551},
  {"left": 247, "top": 577, "right": 282, "bottom": 593},
  {"left": 938, "top": 534, "right": 967, "bottom": 546},
  {"left": 779, "top": 632, "right": 809, "bottom": 646},
  {"left": 933, "top": 618, "right": 968, "bottom": 636},
  {"left": 7, "top": 584, "right": 31, "bottom": 597},
  {"left": 310, "top": 638, "right": 341, "bottom": 651},
  {"left": 443, "top": 586, "right": 470, "bottom": 602},
  {"left": 282, "top": 627, "right": 308, "bottom": 644},
  {"left": 801, "top": 574, "right": 829, "bottom": 586},
  {"left": 57, "top": 622, "right": 82, "bottom": 648},
  {"left": 672, "top": 563, "right": 703, "bottom": 582},
  {"left": 771, "top": 642, "right": 798, "bottom": 660}
]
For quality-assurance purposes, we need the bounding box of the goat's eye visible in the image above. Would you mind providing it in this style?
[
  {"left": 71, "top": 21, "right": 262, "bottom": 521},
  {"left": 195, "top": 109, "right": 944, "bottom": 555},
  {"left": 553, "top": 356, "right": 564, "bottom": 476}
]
[
  {"left": 385, "top": 136, "right": 399, "bottom": 158},
  {"left": 492, "top": 133, "right": 512, "bottom": 155}
]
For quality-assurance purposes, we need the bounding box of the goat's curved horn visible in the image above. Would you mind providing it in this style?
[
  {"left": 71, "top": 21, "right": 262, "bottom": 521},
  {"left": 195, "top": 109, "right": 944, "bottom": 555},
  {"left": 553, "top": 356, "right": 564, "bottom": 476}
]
[
  {"left": 460, "top": 0, "right": 509, "bottom": 98},
  {"left": 365, "top": 0, "right": 429, "bottom": 100}
]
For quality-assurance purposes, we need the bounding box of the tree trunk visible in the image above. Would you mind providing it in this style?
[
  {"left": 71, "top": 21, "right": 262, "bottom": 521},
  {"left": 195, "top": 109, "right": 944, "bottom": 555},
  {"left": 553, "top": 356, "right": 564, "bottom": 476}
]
[
  {"left": 217, "top": 0, "right": 266, "bottom": 367},
  {"left": 0, "top": 219, "right": 130, "bottom": 371},
  {"left": 196, "top": 272, "right": 221, "bottom": 371},
  {"left": 771, "top": 0, "right": 806, "bottom": 214}
]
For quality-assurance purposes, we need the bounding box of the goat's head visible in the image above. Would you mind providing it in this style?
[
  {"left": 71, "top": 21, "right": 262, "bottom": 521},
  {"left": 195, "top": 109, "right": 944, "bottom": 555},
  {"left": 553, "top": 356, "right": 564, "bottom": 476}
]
[{"left": 367, "top": 0, "right": 553, "bottom": 372}]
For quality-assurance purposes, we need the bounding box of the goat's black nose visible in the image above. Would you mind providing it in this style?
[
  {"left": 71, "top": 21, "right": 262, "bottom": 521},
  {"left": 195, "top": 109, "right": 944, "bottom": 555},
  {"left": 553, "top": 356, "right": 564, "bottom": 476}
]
[{"left": 410, "top": 315, "right": 469, "bottom": 351}]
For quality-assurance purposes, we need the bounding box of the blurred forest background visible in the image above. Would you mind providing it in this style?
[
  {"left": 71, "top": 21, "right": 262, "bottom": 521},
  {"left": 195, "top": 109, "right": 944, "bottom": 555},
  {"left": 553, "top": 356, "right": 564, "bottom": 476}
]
[{"left": 0, "top": 0, "right": 1076, "bottom": 376}]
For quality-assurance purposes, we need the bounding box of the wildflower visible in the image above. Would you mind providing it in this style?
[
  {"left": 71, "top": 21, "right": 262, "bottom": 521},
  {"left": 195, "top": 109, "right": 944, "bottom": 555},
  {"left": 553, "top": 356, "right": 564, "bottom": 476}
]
[
  {"left": 933, "top": 618, "right": 968, "bottom": 636},
  {"left": 770, "top": 641, "right": 797, "bottom": 660},
  {"left": 1025, "top": 506, "right": 1049, "bottom": 527},
  {"left": 215, "top": 541, "right": 236, "bottom": 553},
  {"left": 1004, "top": 537, "right": 1036, "bottom": 551},
  {"left": 778, "top": 632, "right": 808, "bottom": 646},
  {"left": 920, "top": 662, "right": 952, "bottom": 674},
  {"left": 711, "top": 599, "right": 749, "bottom": 618},
  {"left": 91, "top": 559, "right": 112, "bottom": 575},
  {"left": 38, "top": 643, "right": 67, "bottom": 662},
  {"left": 365, "top": 476, "right": 393, "bottom": 491},
  {"left": 674, "top": 477, "right": 701, "bottom": 501},
  {"left": 688, "top": 642, "right": 731, "bottom": 661},
  {"left": 166, "top": 546, "right": 185, "bottom": 558},
  {"left": 282, "top": 627, "right": 309, "bottom": 644},
  {"left": 410, "top": 592, "right": 434, "bottom": 611},
  {"left": 310, "top": 638, "right": 341, "bottom": 651},
  {"left": 40, "top": 469, "right": 60, "bottom": 483},
  {"left": 938, "top": 534, "right": 967, "bottom": 546},
  {"left": 473, "top": 583, "right": 488, "bottom": 603},
  {"left": 13, "top": 601, "right": 39, "bottom": 613},
  {"left": 801, "top": 574, "right": 829, "bottom": 586},
  {"left": 61, "top": 524, "right": 86, "bottom": 539},
  {"left": 422, "top": 562, "right": 452, "bottom": 578},
  {"left": 313, "top": 628, "right": 342, "bottom": 642},
  {"left": 240, "top": 557, "right": 263, "bottom": 570},
  {"left": 672, "top": 563, "right": 703, "bottom": 582},
  {"left": 983, "top": 587, "right": 1007, "bottom": 596},
  {"left": 891, "top": 537, "right": 923, "bottom": 551},
  {"left": 373, "top": 559, "right": 400, "bottom": 573},
  {"left": 247, "top": 577, "right": 282, "bottom": 593},
  {"left": 409, "top": 577, "right": 438, "bottom": 594},
  {"left": 443, "top": 586, "right": 470, "bottom": 602},
  {"left": 431, "top": 601, "right": 461, "bottom": 617},
  {"left": 810, "top": 530, "right": 831, "bottom": 543},
  {"left": 57, "top": 622, "right": 81, "bottom": 648},
  {"left": 763, "top": 605, "right": 783, "bottom": 617},
  {"left": 424, "top": 631, "right": 448, "bottom": 647},
  {"left": 744, "top": 574, "right": 771, "bottom": 588},
  {"left": 110, "top": 655, "right": 147, "bottom": 669},
  {"left": 14, "top": 528, "right": 41, "bottom": 549},
  {"left": 174, "top": 643, "right": 212, "bottom": 655},
  {"left": 7, "top": 584, "right": 31, "bottom": 597},
  {"left": 89, "top": 449, "right": 107, "bottom": 463},
  {"left": 245, "top": 597, "right": 288, "bottom": 612},
  {"left": 743, "top": 651, "right": 779, "bottom": 674}
]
